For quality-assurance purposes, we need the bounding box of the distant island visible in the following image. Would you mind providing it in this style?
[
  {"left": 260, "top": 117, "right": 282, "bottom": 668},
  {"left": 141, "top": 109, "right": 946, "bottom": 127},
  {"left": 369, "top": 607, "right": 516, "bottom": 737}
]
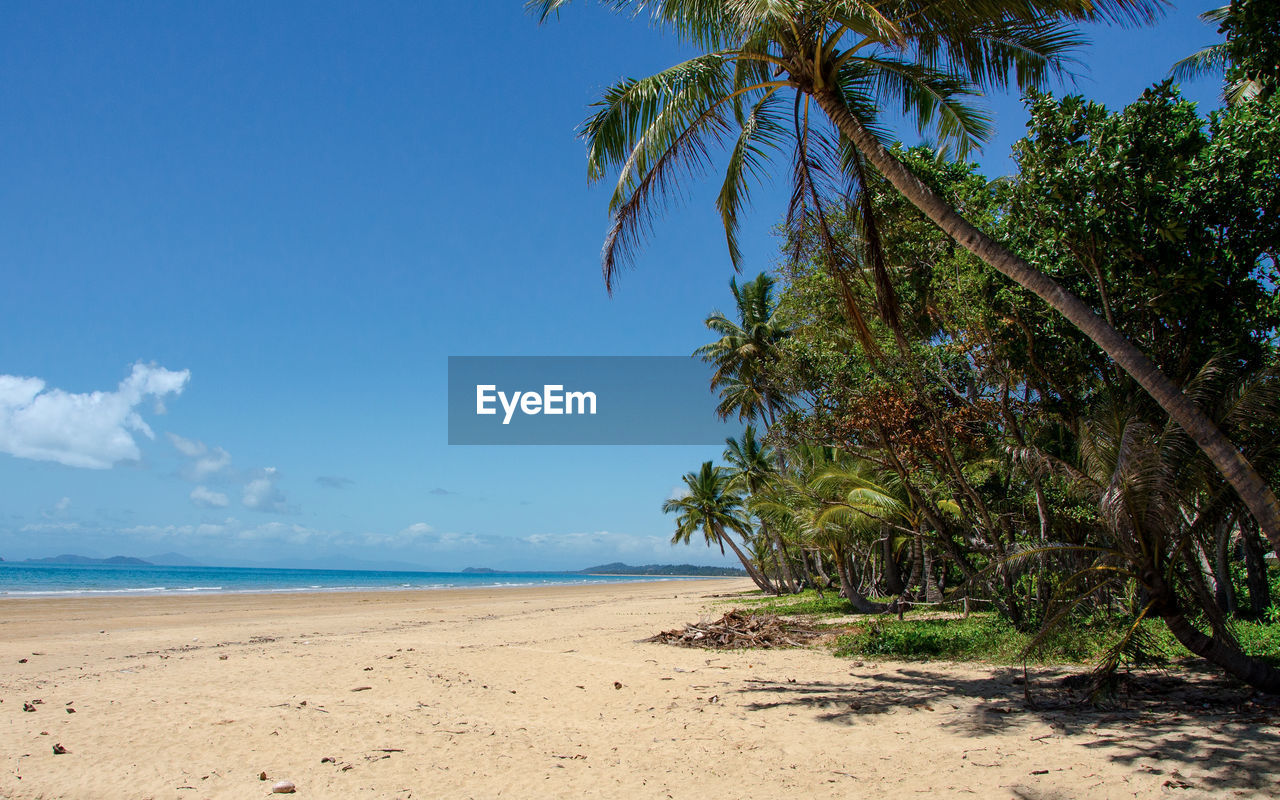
[{"left": 578, "top": 563, "right": 747, "bottom": 577}]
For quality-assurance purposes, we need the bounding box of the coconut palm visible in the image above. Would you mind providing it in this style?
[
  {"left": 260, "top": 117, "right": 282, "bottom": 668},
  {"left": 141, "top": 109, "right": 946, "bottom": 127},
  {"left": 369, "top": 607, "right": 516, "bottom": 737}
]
[
  {"left": 752, "top": 443, "right": 897, "bottom": 610},
  {"left": 1169, "top": 3, "right": 1270, "bottom": 103},
  {"left": 664, "top": 460, "right": 776, "bottom": 592},
  {"left": 724, "top": 426, "right": 797, "bottom": 591},
  {"left": 696, "top": 273, "right": 791, "bottom": 424},
  {"left": 1011, "top": 363, "right": 1280, "bottom": 692},
  {"left": 530, "top": 0, "right": 1280, "bottom": 557}
]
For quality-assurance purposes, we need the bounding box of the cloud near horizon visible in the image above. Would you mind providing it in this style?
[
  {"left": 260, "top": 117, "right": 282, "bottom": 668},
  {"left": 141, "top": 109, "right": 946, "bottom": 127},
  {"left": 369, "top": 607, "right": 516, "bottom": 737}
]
[
  {"left": 0, "top": 363, "right": 189, "bottom": 469},
  {"left": 5, "top": 517, "right": 701, "bottom": 570},
  {"left": 190, "top": 485, "right": 230, "bottom": 508}
]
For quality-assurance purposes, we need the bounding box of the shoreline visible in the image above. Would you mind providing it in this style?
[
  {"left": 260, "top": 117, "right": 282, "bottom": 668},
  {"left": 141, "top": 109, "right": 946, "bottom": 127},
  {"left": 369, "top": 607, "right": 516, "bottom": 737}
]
[
  {"left": 2, "top": 579, "right": 1274, "bottom": 798},
  {"left": 0, "top": 574, "right": 710, "bottom": 601}
]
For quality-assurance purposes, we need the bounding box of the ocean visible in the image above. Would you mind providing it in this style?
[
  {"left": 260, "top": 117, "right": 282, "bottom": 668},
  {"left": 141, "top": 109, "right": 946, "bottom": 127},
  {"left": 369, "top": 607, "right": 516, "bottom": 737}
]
[{"left": 0, "top": 562, "right": 697, "bottom": 598}]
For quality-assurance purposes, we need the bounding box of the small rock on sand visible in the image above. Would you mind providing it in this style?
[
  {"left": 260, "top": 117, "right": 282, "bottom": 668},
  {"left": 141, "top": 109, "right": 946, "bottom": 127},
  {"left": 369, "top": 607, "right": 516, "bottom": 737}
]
[{"left": 272, "top": 780, "right": 296, "bottom": 793}]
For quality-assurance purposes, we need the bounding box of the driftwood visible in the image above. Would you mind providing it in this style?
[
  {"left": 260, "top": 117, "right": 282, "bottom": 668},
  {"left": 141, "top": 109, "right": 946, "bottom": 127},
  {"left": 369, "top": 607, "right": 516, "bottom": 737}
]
[{"left": 642, "top": 610, "right": 821, "bottom": 650}]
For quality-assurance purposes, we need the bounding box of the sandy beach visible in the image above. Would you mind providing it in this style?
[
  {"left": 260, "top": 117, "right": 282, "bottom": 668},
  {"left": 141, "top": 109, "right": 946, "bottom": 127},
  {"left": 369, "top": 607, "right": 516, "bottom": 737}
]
[{"left": 1, "top": 579, "right": 1276, "bottom": 799}]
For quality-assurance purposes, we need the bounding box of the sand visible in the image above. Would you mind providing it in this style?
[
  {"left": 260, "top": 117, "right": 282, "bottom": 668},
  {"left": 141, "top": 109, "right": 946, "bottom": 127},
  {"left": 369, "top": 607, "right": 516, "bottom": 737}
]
[{"left": 1, "top": 579, "right": 1276, "bottom": 799}]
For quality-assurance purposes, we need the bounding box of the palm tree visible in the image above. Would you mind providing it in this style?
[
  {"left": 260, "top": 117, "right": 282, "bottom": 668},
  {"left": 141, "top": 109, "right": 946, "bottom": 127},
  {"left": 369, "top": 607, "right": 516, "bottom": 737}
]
[
  {"left": 1011, "top": 359, "right": 1280, "bottom": 692},
  {"left": 723, "top": 426, "right": 797, "bottom": 591},
  {"left": 696, "top": 273, "right": 790, "bottom": 424},
  {"left": 530, "top": 0, "right": 1280, "bottom": 557},
  {"left": 1169, "top": 3, "right": 1270, "bottom": 103},
  {"left": 664, "top": 460, "right": 776, "bottom": 592}
]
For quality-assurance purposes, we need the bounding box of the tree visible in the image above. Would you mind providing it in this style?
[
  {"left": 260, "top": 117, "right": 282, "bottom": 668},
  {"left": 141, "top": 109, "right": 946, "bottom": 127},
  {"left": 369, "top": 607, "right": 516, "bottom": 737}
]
[
  {"left": 1012, "top": 369, "right": 1280, "bottom": 693},
  {"left": 696, "top": 273, "right": 790, "bottom": 423},
  {"left": 1168, "top": 3, "right": 1272, "bottom": 104},
  {"left": 723, "top": 426, "right": 797, "bottom": 591},
  {"left": 531, "top": 0, "right": 1280, "bottom": 557},
  {"left": 663, "top": 460, "right": 775, "bottom": 592}
]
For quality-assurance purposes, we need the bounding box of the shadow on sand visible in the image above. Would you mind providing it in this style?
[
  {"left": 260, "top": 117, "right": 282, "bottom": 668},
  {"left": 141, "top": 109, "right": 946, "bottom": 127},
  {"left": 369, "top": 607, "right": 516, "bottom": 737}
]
[{"left": 735, "top": 660, "right": 1280, "bottom": 795}]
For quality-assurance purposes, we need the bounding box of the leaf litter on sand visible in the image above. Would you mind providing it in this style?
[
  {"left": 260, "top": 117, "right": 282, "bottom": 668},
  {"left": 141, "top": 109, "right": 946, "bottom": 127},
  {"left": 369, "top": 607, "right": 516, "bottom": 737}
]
[{"left": 642, "top": 610, "right": 823, "bottom": 650}]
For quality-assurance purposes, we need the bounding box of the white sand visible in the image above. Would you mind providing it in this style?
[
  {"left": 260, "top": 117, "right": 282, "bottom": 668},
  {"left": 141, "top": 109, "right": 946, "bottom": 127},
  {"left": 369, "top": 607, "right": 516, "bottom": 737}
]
[{"left": 1, "top": 579, "right": 1274, "bottom": 798}]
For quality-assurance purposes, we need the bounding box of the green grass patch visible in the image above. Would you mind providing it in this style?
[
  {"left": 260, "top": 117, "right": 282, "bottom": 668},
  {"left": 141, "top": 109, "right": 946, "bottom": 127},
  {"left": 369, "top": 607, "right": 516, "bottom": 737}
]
[
  {"left": 1231, "top": 619, "right": 1280, "bottom": 665},
  {"left": 735, "top": 591, "right": 1280, "bottom": 667},
  {"left": 831, "top": 614, "right": 1196, "bottom": 665},
  {"left": 737, "top": 589, "right": 854, "bottom": 618}
]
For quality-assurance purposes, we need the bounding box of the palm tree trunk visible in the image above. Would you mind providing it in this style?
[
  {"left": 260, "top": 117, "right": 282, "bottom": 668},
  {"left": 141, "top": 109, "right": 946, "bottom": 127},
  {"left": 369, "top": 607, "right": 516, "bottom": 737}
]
[
  {"left": 1162, "top": 609, "right": 1280, "bottom": 693},
  {"left": 923, "top": 546, "right": 943, "bottom": 604},
  {"left": 905, "top": 531, "right": 923, "bottom": 597},
  {"left": 798, "top": 547, "right": 818, "bottom": 594},
  {"left": 1242, "top": 518, "right": 1271, "bottom": 618},
  {"left": 882, "top": 531, "right": 904, "bottom": 595},
  {"left": 810, "top": 549, "right": 832, "bottom": 590},
  {"left": 1213, "top": 518, "right": 1238, "bottom": 616},
  {"left": 834, "top": 544, "right": 854, "bottom": 600},
  {"left": 812, "top": 89, "right": 1280, "bottom": 558},
  {"left": 718, "top": 526, "right": 774, "bottom": 594},
  {"left": 762, "top": 519, "right": 797, "bottom": 593}
]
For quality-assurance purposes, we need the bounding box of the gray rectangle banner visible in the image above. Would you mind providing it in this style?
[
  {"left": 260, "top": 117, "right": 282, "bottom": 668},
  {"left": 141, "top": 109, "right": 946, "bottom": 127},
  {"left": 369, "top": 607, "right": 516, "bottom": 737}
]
[{"left": 447, "top": 356, "right": 743, "bottom": 445}]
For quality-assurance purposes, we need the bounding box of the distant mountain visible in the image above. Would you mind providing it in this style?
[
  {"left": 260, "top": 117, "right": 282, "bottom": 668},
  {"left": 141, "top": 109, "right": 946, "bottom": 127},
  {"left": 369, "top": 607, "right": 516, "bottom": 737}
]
[
  {"left": 578, "top": 562, "right": 747, "bottom": 577},
  {"left": 145, "top": 552, "right": 205, "bottom": 567},
  {"left": 461, "top": 567, "right": 499, "bottom": 574},
  {"left": 24, "top": 554, "right": 153, "bottom": 566}
]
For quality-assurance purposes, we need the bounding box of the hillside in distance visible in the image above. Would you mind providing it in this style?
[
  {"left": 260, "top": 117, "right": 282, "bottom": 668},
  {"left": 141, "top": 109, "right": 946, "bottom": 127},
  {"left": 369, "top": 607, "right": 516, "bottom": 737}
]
[{"left": 578, "top": 563, "right": 747, "bottom": 577}]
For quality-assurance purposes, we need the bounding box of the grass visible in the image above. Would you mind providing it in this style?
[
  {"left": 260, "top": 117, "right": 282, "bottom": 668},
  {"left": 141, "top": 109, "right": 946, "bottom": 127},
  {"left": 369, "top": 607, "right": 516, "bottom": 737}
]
[
  {"left": 831, "top": 615, "right": 1175, "bottom": 664},
  {"left": 736, "top": 590, "right": 856, "bottom": 619},
  {"left": 735, "top": 590, "right": 1280, "bottom": 666}
]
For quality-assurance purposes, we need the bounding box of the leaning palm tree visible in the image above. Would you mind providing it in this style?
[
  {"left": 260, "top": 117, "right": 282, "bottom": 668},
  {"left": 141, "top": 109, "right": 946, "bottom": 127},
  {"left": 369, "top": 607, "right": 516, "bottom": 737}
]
[
  {"left": 530, "top": 0, "right": 1280, "bottom": 556},
  {"left": 1014, "top": 405, "right": 1280, "bottom": 693},
  {"left": 664, "top": 460, "right": 776, "bottom": 592}
]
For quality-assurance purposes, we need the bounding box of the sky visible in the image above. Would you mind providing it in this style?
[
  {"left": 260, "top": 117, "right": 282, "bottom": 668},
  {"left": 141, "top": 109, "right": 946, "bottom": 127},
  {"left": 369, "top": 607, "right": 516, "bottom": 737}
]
[{"left": 0, "top": 0, "right": 1226, "bottom": 571}]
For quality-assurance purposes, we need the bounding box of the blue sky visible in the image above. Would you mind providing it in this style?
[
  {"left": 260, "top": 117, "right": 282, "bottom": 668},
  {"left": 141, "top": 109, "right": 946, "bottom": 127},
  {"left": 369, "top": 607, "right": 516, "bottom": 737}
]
[{"left": 0, "top": 1, "right": 1225, "bottom": 570}]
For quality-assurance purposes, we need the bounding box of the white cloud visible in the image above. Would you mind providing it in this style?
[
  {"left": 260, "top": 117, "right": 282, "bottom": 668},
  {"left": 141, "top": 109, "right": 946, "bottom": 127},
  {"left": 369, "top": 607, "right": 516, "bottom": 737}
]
[
  {"left": 520, "top": 530, "right": 672, "bottom": 556},
  {"left": 0, "top": 363, "right": 189, "bottom": 469},
  {"left": 167, "top": 433, "right": 232, "bottom": 480},
  {"left": 190, "top": 486, "right": 230, "bottom": 509},
  {"left": 167, "top": 433, "right": 203, "bottom": 458},
  {"left": 43, "top": 496, "right": 72, "bottom": 519},
  {"left": 242, "top": 467, "right": 289, "bottom": 513}
]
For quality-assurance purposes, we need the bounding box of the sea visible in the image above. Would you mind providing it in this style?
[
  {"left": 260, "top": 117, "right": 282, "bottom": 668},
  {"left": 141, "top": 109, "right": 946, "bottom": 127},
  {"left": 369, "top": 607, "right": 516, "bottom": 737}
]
[{"left": 0, "top": 562, "right": 698, "bottom": 598}]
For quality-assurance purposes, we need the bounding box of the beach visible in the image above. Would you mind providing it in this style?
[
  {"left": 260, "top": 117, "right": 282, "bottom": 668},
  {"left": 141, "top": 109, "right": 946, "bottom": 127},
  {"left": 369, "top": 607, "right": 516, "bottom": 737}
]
[{"left": 1, "top": 579, "right": 1275, "bottom": 799}]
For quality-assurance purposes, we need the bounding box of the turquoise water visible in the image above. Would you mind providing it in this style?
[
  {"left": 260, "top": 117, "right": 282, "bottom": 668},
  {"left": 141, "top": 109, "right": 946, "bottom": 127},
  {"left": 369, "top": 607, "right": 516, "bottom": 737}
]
[{"left": 0, "top": 563, "right": 695, "bottom": 597}]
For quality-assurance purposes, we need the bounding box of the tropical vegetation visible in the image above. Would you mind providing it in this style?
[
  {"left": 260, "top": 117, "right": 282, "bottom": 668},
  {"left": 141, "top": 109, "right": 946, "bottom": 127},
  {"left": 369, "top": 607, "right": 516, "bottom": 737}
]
[{"left": 535, "top": 0, "right": 1280, "bottom": 692}]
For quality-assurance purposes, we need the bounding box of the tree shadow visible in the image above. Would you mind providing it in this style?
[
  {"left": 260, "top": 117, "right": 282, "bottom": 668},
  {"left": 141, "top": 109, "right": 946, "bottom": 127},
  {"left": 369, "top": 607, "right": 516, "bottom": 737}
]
[{"left": 735, "top": 661, "right": 1280, "bottom": 794}]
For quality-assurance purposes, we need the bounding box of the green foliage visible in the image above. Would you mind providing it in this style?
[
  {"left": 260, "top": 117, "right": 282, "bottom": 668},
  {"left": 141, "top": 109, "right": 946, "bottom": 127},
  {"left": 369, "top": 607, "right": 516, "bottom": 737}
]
[
  {"left": 832, "top": 615, "right": 1187, "bottom": 665},
  {"left": 740, "top": 589, "right": 856, "bottom": 619},
  {"left": 1221, "top": 0, "right": 1279, "bottom": 100},
  {"left": 1231, "top": 619, "right": 1280, "bottom": 664},
  {"left": 999, "top": 86, "right": 1280, "bottom": 392}
]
